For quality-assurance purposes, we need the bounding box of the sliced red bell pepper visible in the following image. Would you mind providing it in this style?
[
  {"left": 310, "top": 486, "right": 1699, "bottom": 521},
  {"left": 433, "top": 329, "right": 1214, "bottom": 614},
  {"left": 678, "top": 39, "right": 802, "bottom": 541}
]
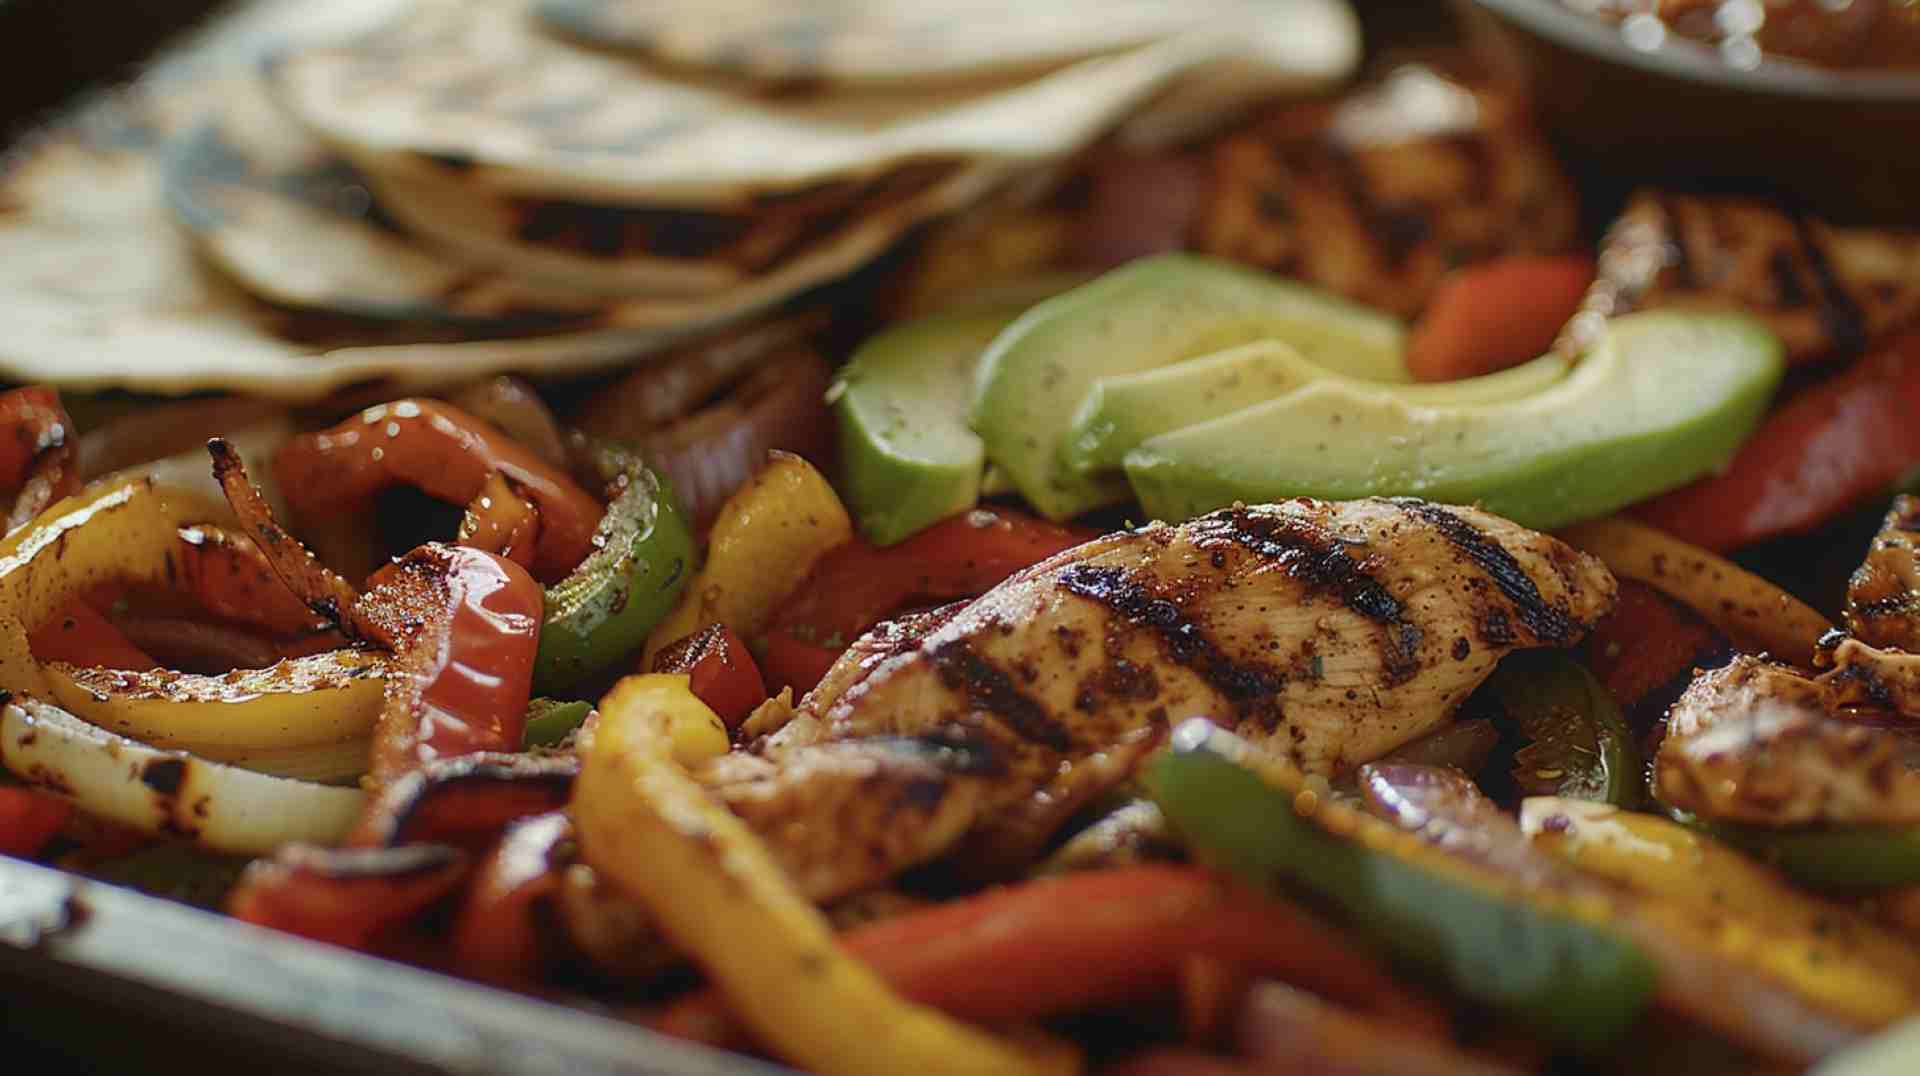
[
  {"left": 755, "top": 631, "right": 841, "bottom": 699},
  {"left": 649, "top": 623, "right": 768, "bottom": 729},
  {"left": 228, "top": 843, "right": 468, "bottom": 952},
  {"left": 758, "top": 507, "right": 1094, "bottom": 693},
  {"left": 356, "top": 544, "right": 543, "bottom": 785},
  {"left": 28, "top": 600, "right": 159, "bottom": 671},
  {"left": 1635, "top": 330, "right": 1920, "bottom": 551},
  {"left": 0, "top": 386, "right": 68, "bottom": 489},
  {"left": 350, "top": 753, "right": 577, "bottom": 851},
  {"left": 769, "top": 507, "right": 1094, "bottom": 648},
  {"left": 1579, "top": 579, "right": 1724, "bottom": 711},
  {"left": 0, "top": 786, "right": 72, "bottom": 858},
  {"left": 0, "top": 385, "right": 78, "bottom": 530},
  {"left": 450, "top": 812, "right": 570, "bottom": 988},
  {"left": 273, "top": 399, "right": 603, "bottom": 582},
  {"left": 172, "top": 524, "right": 331, "bottom": 638},
  {"left": 654, "top": 864, "right": 1446, "bottom": 1046}
]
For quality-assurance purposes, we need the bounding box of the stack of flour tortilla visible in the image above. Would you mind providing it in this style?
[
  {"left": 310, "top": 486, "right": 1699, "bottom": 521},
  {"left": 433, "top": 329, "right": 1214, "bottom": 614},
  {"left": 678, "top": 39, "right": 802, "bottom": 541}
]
[{"left": 0, "top": 0, "right": 1359, "bottom": 401}]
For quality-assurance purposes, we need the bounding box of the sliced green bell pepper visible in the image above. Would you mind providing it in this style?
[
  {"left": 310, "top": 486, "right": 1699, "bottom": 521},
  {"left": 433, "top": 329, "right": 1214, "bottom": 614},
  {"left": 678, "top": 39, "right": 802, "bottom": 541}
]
[
  {"left": 521, "top": 697, "right": 594, "bottom": 749},
  {"left": 1484, "top": 649, "right": 1642, "bottom": 807},
  {"left": 532, "top": 446, "right": 693, "bottom": 694},
  {"left": 1144, "top": 722, "right": 1654, "bottom": 1053},
  {"left": 1674, "top": 811, "right": 1920, "bottom": 890}
]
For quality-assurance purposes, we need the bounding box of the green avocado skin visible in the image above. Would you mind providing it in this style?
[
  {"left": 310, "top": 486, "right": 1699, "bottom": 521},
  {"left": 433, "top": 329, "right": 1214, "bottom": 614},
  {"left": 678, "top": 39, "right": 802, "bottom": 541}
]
[
  {"left": 968, "top": 253, "right": 1406, "bottom": 521},
  {"left": 1125, "top": 311, "right": 1786, "bottom": 530},
  {"left": 1146, "top": 743, "right": 1655, "bottom": 1053}
]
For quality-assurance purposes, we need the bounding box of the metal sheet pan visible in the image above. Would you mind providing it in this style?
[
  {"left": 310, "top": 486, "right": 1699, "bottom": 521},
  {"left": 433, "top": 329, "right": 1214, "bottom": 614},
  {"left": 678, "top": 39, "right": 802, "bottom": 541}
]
[
  {"left": 0, "top": 855, "right": 785, "bottom": 1074},
  {"left": 0, "top": 1, "right": 1872, "bottom": 1072}
]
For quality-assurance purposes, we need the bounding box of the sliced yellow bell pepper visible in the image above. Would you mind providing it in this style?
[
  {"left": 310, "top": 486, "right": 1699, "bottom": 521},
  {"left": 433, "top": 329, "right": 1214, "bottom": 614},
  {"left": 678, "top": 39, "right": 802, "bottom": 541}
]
[
  {"left": 573, "top": 673, "right": 1076, "bottom": 1076},
  {"left": 1522, "top": 797, "right": 1920, "bottom": 1030},
  {"left": 642, "top": 452, "right": 852, "bottom": 664},
  {"left": 0, "top": 479, "right": 387, "bottom": 779},
  {"left": 0, "top": 479, "right": 221, "bottom": 696},
  {"left": 42, "top": 651, "right": 385, "bottom": 781}
]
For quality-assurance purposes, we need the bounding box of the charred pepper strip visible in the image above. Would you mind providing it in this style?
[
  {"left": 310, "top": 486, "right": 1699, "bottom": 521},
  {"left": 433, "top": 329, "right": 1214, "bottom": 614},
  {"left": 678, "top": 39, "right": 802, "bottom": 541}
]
[
  {"left": 355, "top": 543, "right": 543, "bottom": 786},
  {"left": 272, "top": 399, "right": 601, "bottom": 582},
  {"left": 533, "top": 445, "right": 692, "bottom": 695},
  {"left": 451, "top": 811, "right": 572, "bottom": 987},
  {"left": 229, "top": 843, "right": 469, "bottom": 952},
  {"left": 172, "top": 523, "right": 333, "bottom": 637},
  {"left": 210, "top": 439, "right": 368, "bottom": 638}
]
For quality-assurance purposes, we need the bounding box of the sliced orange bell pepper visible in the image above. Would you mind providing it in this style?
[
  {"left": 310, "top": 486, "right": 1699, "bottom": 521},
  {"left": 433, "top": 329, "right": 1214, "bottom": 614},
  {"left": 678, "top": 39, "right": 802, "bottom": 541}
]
[{"left": 1407, "top": 255, "right": 1594, "bottom": 383}]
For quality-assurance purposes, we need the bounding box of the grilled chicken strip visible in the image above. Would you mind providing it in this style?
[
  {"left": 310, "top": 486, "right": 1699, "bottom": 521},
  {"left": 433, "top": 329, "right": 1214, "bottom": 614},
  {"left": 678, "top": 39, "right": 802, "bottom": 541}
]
[
  {"left": 1194, "top": 68, "right": 1580, "bottom": 319},
  {"left": 755, "top": 497, "right": 1615, "bottom": 875},
  {"left": 697, "top": 738, "right": 986, "bottom": 900},
  {"left": 1562, "top": 192, "right": 1920, "bottom": 364},
  {"left": 1658, "top": 654, "right": 1920, "bottom": 827},
  {"left": 1822, "top": 635, "right": 1920, "bottom": 714},
  {"left": 1846, "top": 495, "right": 1920, "bottom": 652},
  {"left": 1660, "top": 506, "right": 1920, "bottom": 829},
  {"left": 892, "top": 67, "right": 1579, "bottom": 320}
]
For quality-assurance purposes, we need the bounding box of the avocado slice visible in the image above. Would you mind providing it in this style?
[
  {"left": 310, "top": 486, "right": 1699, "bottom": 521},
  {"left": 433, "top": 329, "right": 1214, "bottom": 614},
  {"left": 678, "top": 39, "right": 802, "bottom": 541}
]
[
  {"left": 969, "top": 253, "right": 1406, "bottom": 520},
  {"left": 1064, "top": 340, "right": 1569, "bottom": 474},
  {"left": 1145, "top": 722, "right": 1654, "bottom": 1052},
  {"left": 832, "top": 307, "right": 1021, "bottom": 546},
  {"left": 1126, "top": 310, "right": 1785, "bottom": 530}
]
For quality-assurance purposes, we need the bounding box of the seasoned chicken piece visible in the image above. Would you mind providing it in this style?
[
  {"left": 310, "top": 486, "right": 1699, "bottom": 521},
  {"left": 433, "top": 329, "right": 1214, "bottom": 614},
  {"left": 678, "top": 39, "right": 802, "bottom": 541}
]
[
  {"left": 1195, "top": 67, "right": 1580, "bottom": 318},
  {"left": 696, "top": 738, "right": 985, "bottom": 900},
  {"left": 891, "top": 66, "right": 1579, "bottom": 320},
  {"left": 759, "top": 497, "right": 1615, "bottom": 873},
  {"left": 1562, "top": 192, "right": 1920, "bottom": 364},
  {"left": 1846, "top": 496, "right": 1920, "bottom": 652},
  {"left": 1657, "top": 654, "right": 1920, "bottom": 827},
  {"left": 1822, "top": 635, "right": 1920, "bottom": 714},
  {"left": 1659, "top": 508, "right": 1920, "bottom": 829}
]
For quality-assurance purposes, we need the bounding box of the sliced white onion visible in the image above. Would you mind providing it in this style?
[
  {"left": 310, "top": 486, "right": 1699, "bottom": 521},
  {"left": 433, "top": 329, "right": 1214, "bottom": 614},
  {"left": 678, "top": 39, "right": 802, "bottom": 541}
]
[{"left": 1, "top": 697, "right": 363, "bottom": 855}]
